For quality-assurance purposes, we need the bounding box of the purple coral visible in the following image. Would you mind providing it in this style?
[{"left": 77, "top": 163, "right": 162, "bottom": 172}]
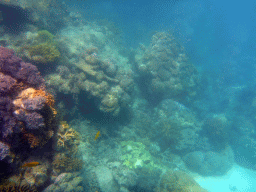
[
  {"left": 0, "top": 97, "right": 16, "bottom": 138},
  {"left": 0, "top": 47, "right": 45, "bottom": 89},
  {"left": 16, "top": 62, "right": 45, "bottom": 88},
  {"left": 0, "top": 141, "right": 10, "bottom": 161},
  {"left": 13, "top": 109, "right": 45, "bottom": 130},
  {"left": 22, "top": 96, "right": 47, "bottom": 111},
  {"left": 23, "top": 111, "right": 45, "bottom": 129},
  {"left": 0, "top": 73, "right": 17, "bottom": 94},
  {"left": 0, "top": 47, "right": 21, "bottom": 76},
  {"left": 0, "top": 47, "right": 49, "bottom": 139}
]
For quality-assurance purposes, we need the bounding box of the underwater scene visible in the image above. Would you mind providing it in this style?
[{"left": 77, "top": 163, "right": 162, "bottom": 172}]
[{"left": 1, "top": 0, "right": 256, "bottom": 191}]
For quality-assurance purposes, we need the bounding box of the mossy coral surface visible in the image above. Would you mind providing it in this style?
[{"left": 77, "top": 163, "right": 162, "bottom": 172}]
[
  {"left": 28, "top": 42, "right": 60, "bottom": 63},
  {"left": 36, "top": 30, "right": 54, "bottom": 43},
  {"left": 23, "top": 30, "right": 60, "bottom": 63},
  {"left": 121, "top": 141, "right": 160, "bottom": 171}
]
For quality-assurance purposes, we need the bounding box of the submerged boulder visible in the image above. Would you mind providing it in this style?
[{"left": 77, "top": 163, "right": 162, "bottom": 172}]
[{"left": 183, "top": 145, "right": 234, "bottom": 176}]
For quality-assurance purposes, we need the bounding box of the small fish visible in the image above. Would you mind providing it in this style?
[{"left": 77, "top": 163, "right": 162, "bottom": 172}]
[
  {"left": 94, "top": 131, "right": 100, "bottom": 141},
  {"left": 21, "top": 161, "right": 40, "bottom": 168}
]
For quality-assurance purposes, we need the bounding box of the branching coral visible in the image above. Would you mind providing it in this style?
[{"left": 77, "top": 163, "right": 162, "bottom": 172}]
[
  {"left": 53, "top": 121, "right": 83, "bottom": 174},
  {"left": 56, "top": 121, "right": 79, "bottom": 150},
  {"left": 57, "top": 128, "right": 77, "bottom": 148}
]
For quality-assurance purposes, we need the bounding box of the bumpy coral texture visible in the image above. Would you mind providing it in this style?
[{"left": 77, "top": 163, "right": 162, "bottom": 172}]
[
  {"left": 135, "top": 32, "right": 200, "bottom": 102},
  {"left": 46, "top": 48, "right": 134, "bottom": 116},
  {"left": 19, "top": 30, "right": 60, "bottom": 64},
  {"left": 154, "top": 99, "right": 202, "bottom": 154},
  {"left": 156, "top": 170, "right": 208, "bottom": 192},
  {"left": 0, "top": 47, "right": 45, "bottom": 88},
  {"left": 0, "top": 47, "right": 54, "bottom": 162}
]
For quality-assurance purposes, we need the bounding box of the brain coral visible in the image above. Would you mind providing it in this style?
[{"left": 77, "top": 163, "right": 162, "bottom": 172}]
[
  {"left": 135, "top": 32, "right": 200, "bottom": 103},
  {"left": 0, "top": 47, "right": 55, "bottom": 169}
]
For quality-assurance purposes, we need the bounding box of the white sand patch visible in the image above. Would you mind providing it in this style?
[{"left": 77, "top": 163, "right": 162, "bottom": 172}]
[{"left": 194, "top": 164, "right": 256, "bottom": 192}]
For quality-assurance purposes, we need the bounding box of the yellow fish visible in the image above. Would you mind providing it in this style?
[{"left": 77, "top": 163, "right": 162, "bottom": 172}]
[
  {"left": 21, "top": 161, "right": 40, "bottom": 168},
  {"left": 94, "top": 131, "right": 100, "bottom": 141}
]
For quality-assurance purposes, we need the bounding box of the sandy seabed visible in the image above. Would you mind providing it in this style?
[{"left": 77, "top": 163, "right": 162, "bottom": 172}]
[{"left": 195, "top": 164, "right": 256, "bottom": 192}]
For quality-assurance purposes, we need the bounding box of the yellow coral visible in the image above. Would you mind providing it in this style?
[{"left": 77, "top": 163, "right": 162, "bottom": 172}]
[
  {"left": 57, "top": 128, "right": 77, "bottom": 147},
  {"left": 36, "top": 30, "right": 54, "bottom": 43},
  {"left": 56, "top": 122, "right": 79, "bottom": 149},
  {"left": 28, "top": 42, "right": 60, "bottom": 63}
]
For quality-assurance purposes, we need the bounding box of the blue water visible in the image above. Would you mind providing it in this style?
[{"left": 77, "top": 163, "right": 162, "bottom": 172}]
[
  {"left": 69, "top": 0, "right": 256, "bottom": 83},
  {"left": 2, "top": 0, "right": 256, "bottom": 191},
  {"left": 63, "top": 0, "right": 256, "bottom": 191}
]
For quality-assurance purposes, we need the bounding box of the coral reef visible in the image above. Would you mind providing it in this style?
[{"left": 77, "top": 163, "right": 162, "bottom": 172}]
[
  {"left": 135, "top": 32, "right": 200, "bottom": 103},
  {"left": 6, "top": 157, "right": 51, "bottom": 189},
  {"left": 156, "top": 170, "right": 208, "bottom": 192},
  {"left": 52, "top": 153, "right": 83, "bottom": 173},
  {"left": 55, "top": 121, "right": 79, "bottom": 151},
  {"left": 155, "top": 99, "right": 202, "bottom": 154},
  {"left": 0, "top": 141, "right": 11, "bottom": 161},
  {"left": 203, "top": 114, "right": 230, "bottom": 149},
  {"left": 84, "top": 161, "right": 138, "bottom": 192},
  {"left": 28, "top": 43, "right": 60, "bottom": 63},
  {"left": 43, "top": 172, "right": 84, "bottom": 192},
  {"left": 229, "top": 116, "right": 256, "bottom": 170},
  {"left": 19, "top": 30, "right": 60, "bottom": 64},
  {"left": 52, "top": 121, "right": 83, "bottom": 174},
  {"left": 121, "top": 141, "right": 156, "bottom": 170},
  {"left": 120, "top": 140, "right": 163, "bottom": 190},
  {"left": 0, "top": 181, "right": 38, "bottom": 192},
  {"left": 0, "top": 47, "right": 56, "bottom": 186},
  {"left": 94, "top": 166, "right": 119, "bottom": 192},
  {"left": 183, "top": 145, "right": 234, "bottom": 176},
  {"left": 0, "top": 0, "right": 69, "bottom": 32},
  {"left": 45, "top": 45, "right": 134, "bottom": 116}
]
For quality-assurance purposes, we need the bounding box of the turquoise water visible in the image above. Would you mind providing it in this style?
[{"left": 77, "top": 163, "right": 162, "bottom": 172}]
[{"left": 1, "top": 0, "right": 256, "bottom": 191}]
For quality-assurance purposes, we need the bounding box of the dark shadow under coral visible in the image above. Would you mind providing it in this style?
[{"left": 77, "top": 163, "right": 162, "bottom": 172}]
[{"left": 0, "top": 3, "right": 30, "bottom": 33}]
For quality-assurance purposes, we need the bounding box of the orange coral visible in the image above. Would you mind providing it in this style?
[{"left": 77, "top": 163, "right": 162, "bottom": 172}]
[
  {"left": 23, "top": 132, "right": 40, "bottom": 148},
  {"left": 13, "top": 88, "right": 55, "bottom": 108},
  {"left": 22, "top": 129, "right": 54, "bottom": 148},
  {"left": 32, "top": 89, "right": 55, "bottom": 107}
]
